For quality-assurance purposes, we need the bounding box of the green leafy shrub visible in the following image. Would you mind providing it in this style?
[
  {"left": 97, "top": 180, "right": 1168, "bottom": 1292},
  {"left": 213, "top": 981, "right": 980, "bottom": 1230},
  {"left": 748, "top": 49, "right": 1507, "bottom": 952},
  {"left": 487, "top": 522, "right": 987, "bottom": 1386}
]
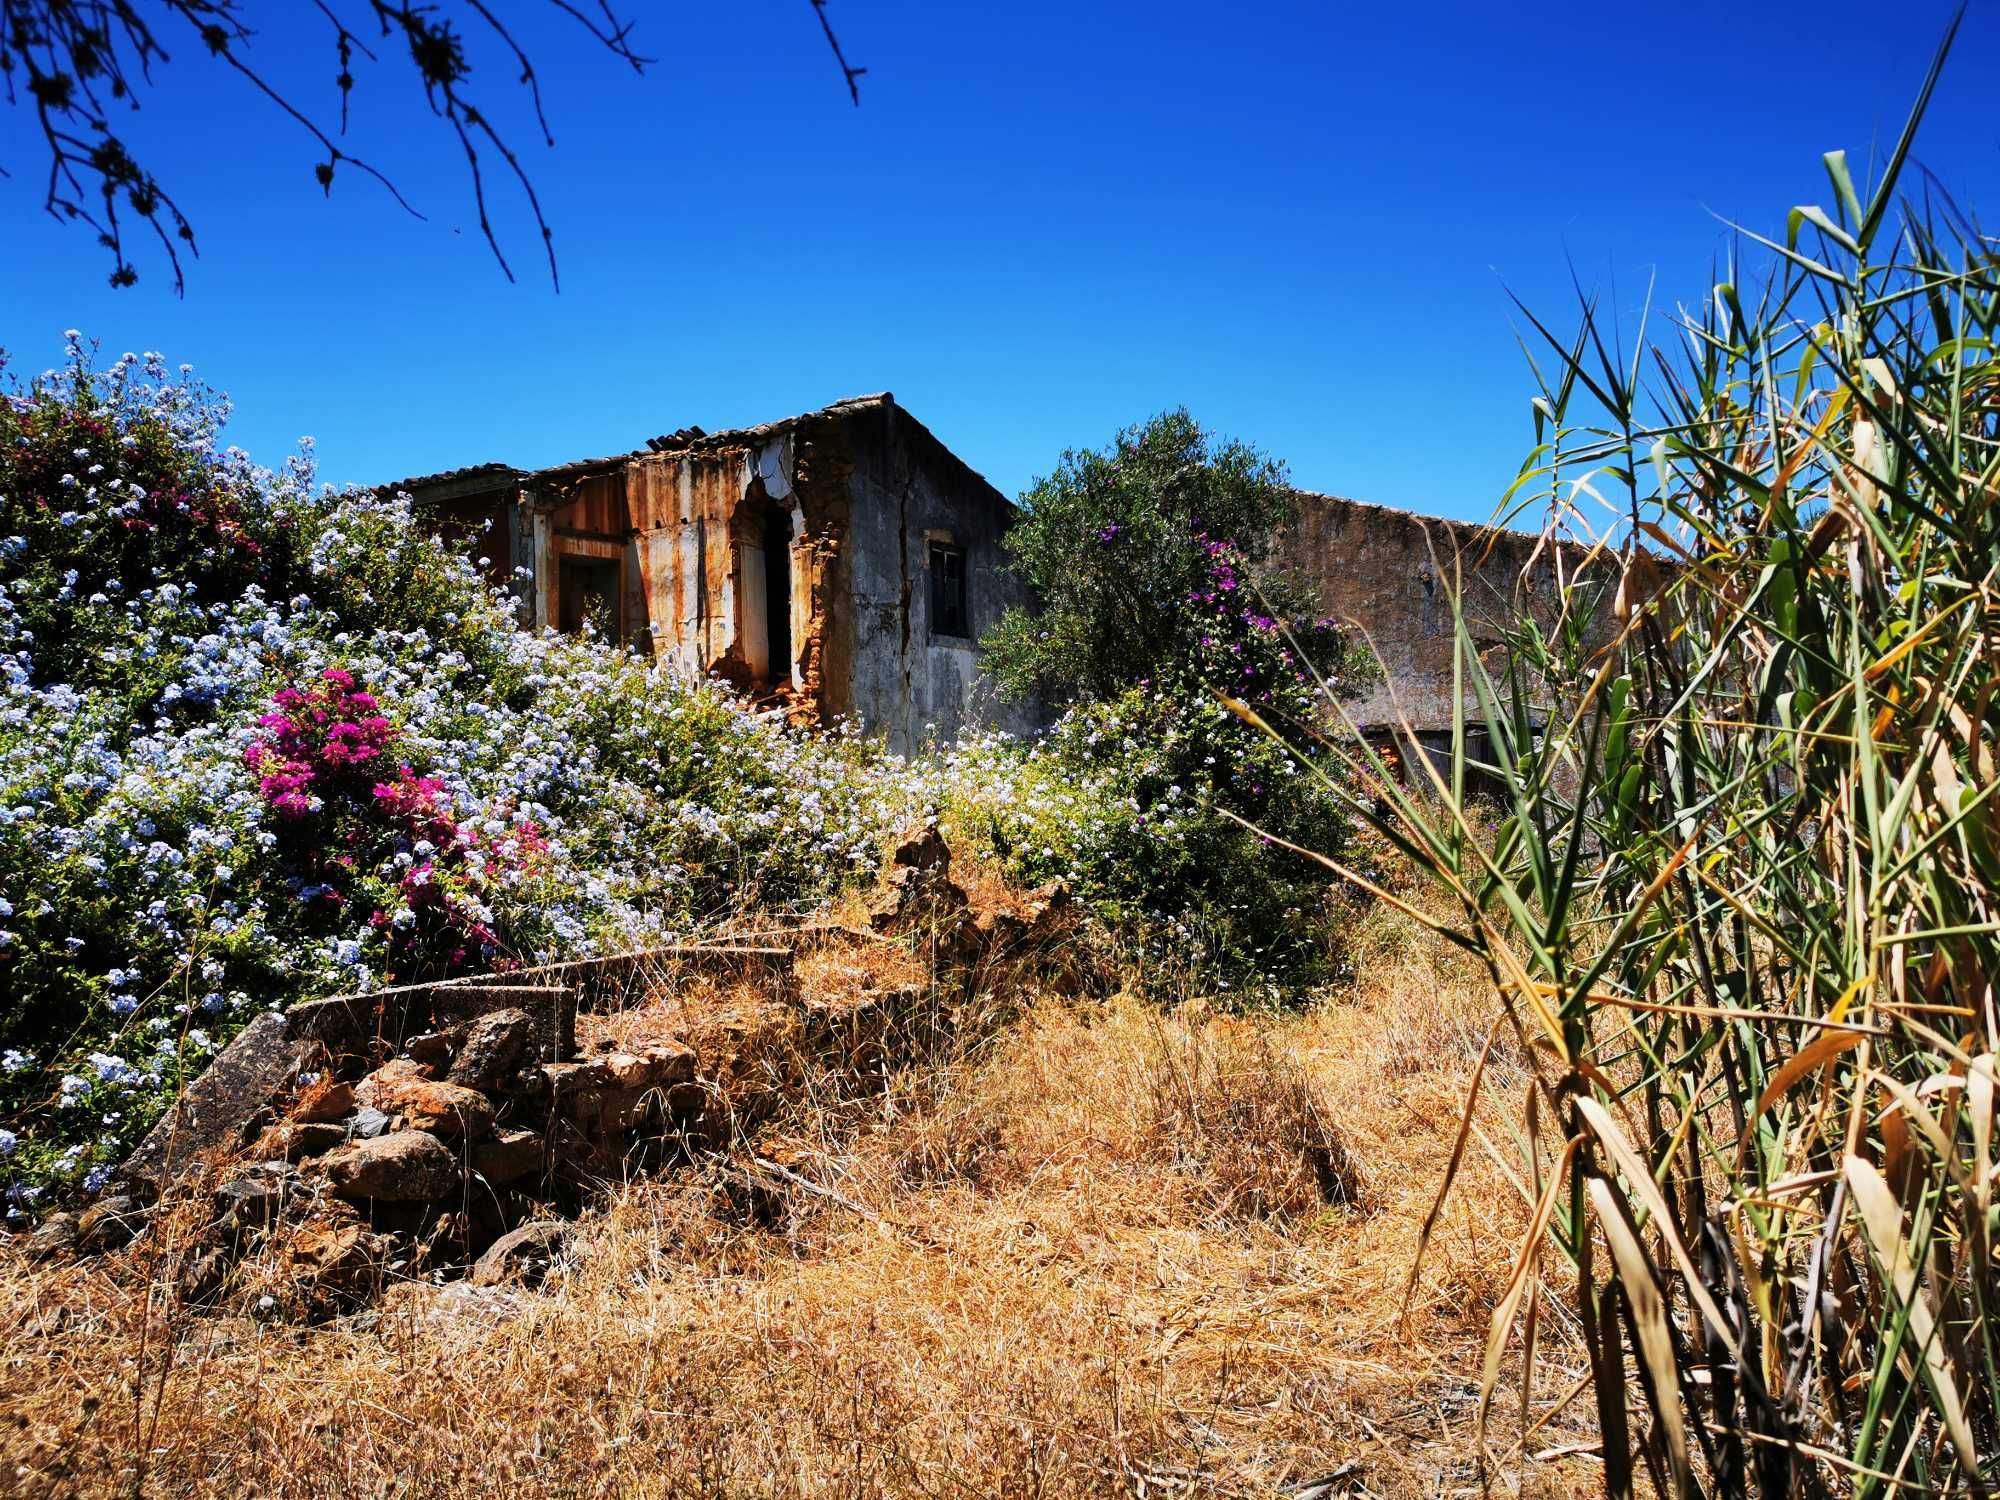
[{"left": 980, "top": 410, "right": 1370, "bottom": 990}]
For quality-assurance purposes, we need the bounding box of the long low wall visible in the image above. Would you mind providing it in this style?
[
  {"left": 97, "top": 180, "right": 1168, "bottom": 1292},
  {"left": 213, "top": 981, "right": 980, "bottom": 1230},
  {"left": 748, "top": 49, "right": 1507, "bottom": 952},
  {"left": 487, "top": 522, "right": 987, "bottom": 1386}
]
[{"left": 1276, "top": 490, "right": 1612, "bottom": 732}]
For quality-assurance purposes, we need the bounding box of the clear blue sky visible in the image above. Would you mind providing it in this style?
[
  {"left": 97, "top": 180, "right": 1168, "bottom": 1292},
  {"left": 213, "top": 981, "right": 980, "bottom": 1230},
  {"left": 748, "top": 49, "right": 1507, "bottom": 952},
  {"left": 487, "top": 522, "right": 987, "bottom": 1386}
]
[{"left": 3, "top": 1, "right": 1994, "bottom": 520}]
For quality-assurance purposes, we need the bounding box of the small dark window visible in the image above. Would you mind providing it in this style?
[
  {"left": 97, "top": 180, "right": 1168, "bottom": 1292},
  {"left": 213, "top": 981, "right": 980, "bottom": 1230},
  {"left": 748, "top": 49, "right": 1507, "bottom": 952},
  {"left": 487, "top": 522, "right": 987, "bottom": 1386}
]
[{"left": 929, "top": 543, "right": 969, "bottom": 639}]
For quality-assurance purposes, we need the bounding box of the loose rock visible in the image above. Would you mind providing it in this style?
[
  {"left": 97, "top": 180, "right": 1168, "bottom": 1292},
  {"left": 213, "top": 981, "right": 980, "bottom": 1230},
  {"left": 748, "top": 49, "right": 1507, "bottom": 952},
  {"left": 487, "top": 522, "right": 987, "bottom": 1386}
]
[
  {"left": 76, "top": 1194, "right": 144, "bottom": 1253},
  {"left": 357, "top": 1060, "right": 495, "bottom": 1140},
  {"left": 471, "top": 1127, "right": 544, "bottom": 1186},
  {"left": 278, "top": 1217, "right": 383, "bottom": 1306},
  {"left": 215, "top": 1162, "right": 299, "bottom": 1231},
  {"left": 406, "top": 1032, "right": 455, "bottom": 1067},
  {"left": 323, "top": 1131, "right": 462, "bottom": 1202},
  {"left": 176, "top": 1246, "right": 230, "bottom": 1305},
  {"left": 23, "top": 1212, "right": 79, "bottom": 1261},
  {"left": 470, "top": 1220, "right": 572, "bottom": 1288},
  {"left": 446, "top": 1007, "right": 532, "bottom": 1091},
  {"left": 603, "top": 1042, "right": 698, "bottom": 1090},
  {"left": 890, "top": 822, "right": 951, "bottom": 874},
  {"left": 290, "top": 1078, "right": 357, "bottom": 1124},
  {"left": 569, "top": 1086, "right": 653, "bottom": 1138},
  {"left": 603, "top": 1051, "right": 653, "bottom": 1088},
  {"left": 248, "top": 1121, "right": 349, "bottom": 1163}
]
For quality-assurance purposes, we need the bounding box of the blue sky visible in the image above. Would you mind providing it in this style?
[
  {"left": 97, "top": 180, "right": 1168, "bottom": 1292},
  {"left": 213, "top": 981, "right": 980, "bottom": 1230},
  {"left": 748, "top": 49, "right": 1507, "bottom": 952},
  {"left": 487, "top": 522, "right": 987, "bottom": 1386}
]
[{"left": 3, "top": 0, "right": 1994, "bottom": 521}]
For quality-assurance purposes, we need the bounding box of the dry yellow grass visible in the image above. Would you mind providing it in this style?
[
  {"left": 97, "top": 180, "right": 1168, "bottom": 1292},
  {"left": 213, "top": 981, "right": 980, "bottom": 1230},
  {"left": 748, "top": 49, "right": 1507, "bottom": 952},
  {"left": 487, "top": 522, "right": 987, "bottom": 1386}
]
[{"left": 0, "top": 910, "right": 1600, "bottom": 1498}]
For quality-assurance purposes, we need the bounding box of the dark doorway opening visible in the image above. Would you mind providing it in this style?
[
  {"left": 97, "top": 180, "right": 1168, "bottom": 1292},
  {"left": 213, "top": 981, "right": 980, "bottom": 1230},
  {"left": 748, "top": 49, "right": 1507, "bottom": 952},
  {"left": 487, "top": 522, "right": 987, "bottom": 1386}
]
[
  {"left": 764, "top": 509, "right": 792, "bottom": 686},
  {"left": 559, "top": 555, "right": 621, "bottom": 640}
]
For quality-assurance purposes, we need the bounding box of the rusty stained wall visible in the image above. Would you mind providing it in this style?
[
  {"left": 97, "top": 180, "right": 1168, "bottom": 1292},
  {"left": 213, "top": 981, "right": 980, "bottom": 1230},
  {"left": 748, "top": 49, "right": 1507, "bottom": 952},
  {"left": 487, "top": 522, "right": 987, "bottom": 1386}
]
[
  {"left": 583, "top": 403, "right": 1039, "bottom": 751},
  {"left": 616, "top": 437, "right": 827, "bottom": 696},
  {"left": 1277, "top": 493, "right": 1604, "bottom": 731},
  {"left": 529, "top": 473, "right": 637, "bottom": 643},
  {"left": 404, "top": 400, "right": 1043, "bottom": 752},
  {"left": 494, "top": 401, "right": 1035, "bottom": 753}
]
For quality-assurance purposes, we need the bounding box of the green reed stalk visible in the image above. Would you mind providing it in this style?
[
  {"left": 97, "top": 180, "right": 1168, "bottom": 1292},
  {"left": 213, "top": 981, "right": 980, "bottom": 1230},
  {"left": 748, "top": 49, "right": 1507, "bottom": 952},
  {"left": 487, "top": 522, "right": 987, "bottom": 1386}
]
[{"left": 1249, "top": 16, "right": 2000, "bottom": 1494}]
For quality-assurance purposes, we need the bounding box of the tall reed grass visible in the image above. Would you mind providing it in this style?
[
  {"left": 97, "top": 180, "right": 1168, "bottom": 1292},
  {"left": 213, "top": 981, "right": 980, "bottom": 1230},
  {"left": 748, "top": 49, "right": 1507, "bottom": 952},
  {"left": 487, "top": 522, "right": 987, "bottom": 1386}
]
[{"left": 1251, "top": 18, "right": 2000, "bottom": 1494}]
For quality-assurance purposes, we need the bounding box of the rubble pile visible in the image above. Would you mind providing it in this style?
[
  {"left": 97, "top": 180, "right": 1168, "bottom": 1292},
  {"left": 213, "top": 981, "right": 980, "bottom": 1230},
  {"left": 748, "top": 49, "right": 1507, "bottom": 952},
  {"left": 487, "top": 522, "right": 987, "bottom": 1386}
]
[
  {"left": 155, "top": 989, "right": 718, "bottom": 1313},
  {"left": 18, "top": 830, "right": 1079, "bottom": 1317}
]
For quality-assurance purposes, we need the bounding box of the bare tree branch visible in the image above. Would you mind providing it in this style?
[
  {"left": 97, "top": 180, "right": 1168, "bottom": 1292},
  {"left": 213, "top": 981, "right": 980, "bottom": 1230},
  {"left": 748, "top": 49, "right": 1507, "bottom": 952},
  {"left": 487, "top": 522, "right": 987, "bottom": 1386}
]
[
  {"left": 809, "top": 0, "right": 864, "bottom": 104},
  {"left": 0, "top": 1, "right": 865, "bottom": 293}
]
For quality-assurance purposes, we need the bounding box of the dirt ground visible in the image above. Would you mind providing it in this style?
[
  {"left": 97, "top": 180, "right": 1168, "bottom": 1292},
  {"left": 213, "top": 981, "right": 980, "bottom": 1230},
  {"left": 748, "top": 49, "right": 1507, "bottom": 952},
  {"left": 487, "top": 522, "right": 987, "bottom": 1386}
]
[{"left": 0, "top": 906, "right": 1601, "bottom": 1498}]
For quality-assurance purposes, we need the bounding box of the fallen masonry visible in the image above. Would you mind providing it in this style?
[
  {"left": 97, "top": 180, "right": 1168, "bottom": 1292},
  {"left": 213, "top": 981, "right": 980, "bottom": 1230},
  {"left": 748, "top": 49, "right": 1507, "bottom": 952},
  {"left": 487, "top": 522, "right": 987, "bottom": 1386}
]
[{"left": 48, "top": 833, "right": 1074, "bottom": 1315}]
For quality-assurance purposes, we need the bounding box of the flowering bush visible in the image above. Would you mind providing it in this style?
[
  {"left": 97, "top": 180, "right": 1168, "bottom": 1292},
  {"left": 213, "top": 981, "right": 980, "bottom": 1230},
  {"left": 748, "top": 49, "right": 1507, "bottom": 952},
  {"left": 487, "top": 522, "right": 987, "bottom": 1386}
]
[
  {"left": 981, "top": 411, "right": 1369, "bottom": 985},
  {"left": 0, "top": 337, "right": 932, "bottom": 1217},
  {"left": 0, "top": 340, "right": 1358, "bottom": 1221},
  {"left": 245, "top": 669, "right": 399, "bottom": 818}
]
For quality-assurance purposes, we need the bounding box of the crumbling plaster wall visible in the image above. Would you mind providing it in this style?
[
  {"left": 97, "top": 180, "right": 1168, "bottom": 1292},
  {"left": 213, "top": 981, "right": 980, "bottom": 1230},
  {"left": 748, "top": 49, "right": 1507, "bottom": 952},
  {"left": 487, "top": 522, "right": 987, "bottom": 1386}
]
[
  {"left": 458, "top": 401, "right": 1034, "bottom": 754},
  {"left": 1276, "top": 493, "right": 1598, "bottom": 731},
  {"left": 831, "top": 402, "right": 1040, "bottom": 752}
]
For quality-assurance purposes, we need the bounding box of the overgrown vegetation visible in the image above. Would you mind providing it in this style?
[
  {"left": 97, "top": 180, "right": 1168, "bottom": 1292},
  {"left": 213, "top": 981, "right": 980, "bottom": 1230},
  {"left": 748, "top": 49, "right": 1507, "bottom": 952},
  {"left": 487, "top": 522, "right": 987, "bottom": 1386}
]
[
  {"left": 984, "top": 411, "right": 1370, "bottom": 986},
  {"left": 1264, "top": 24, "right": 2000, "bottom": 1494},
  {"left": 1, "top": 913, "right": 1584, "bottom": 1499},
  {"left": 0, "top": 345, "right": 1353, "bottom": 1216}
]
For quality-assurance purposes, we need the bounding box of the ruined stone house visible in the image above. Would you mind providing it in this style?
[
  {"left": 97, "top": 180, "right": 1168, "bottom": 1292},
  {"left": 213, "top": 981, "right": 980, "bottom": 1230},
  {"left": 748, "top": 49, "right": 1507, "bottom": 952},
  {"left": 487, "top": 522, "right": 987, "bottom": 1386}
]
[
  {"left": 384, "top": 394, "right": 1039, "bottom": 753},
  {"left": 388, "top": 395, "right": 1602, "bottom": 764}
]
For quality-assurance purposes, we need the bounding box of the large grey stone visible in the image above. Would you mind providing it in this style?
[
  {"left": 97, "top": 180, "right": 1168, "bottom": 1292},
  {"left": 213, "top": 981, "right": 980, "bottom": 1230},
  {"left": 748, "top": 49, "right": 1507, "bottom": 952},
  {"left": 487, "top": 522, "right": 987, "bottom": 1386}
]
[{"left": 122, "top": 1011, "right": 308, "bottom": 1198}]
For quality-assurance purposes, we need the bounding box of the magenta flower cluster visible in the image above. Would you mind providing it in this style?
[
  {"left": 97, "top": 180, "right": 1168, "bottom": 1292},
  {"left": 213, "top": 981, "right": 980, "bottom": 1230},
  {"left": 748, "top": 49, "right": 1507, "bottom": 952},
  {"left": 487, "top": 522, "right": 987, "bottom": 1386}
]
[
  {"left": 243, "top": 671, "right": 548, "bottom": 980},
  {"left": 244, "top": 669, "right": 396, "bottom": 818},
  {"left": 368, "top": 767, "right": 513, "bottom": 973},
  {"left": 1184, "top": 535, "right": 1341, "bottom": 703}
]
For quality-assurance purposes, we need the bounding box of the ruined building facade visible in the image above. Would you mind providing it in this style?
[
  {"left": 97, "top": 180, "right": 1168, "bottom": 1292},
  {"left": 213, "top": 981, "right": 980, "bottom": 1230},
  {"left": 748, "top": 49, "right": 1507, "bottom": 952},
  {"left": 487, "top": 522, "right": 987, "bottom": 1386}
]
[
  {"left": 390, "top": 395, "right": 1038, "bottom": 753},
  {"left": 392, "top": 396, "right": 1595, "bottom": 761},
  {"left": 1277, "top": 491, "right": 1595, "bottom": 754}
]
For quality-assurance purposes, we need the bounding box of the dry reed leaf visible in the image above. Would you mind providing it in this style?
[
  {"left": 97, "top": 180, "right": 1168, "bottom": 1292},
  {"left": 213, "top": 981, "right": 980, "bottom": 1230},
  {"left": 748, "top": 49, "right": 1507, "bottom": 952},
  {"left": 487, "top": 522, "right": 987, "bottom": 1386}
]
[
  {"left": 1842, "top": 1154, "right": 1984, "bottom": 1486},
  {"left": 1737, "top": 1028, "right": 1865, "bottom": 1163},
  {"left": 1476, "top": 1132, "right": 1580, "bottom": 1462},
  {"left": 1573, "top": 1097, "right": 1743, "bottom": 1363},
  {"left": 1587, "top": 1177, "right": 1691, "bottom": 1499}
]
